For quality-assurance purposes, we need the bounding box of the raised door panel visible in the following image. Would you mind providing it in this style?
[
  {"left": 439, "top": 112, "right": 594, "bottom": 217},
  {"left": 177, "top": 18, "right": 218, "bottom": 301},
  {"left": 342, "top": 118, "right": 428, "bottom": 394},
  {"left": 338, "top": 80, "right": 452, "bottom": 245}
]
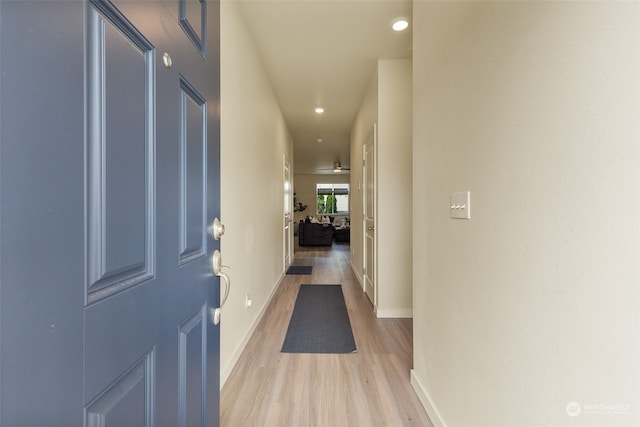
[
  {"left": 85, "top": 352, "right": 155, "bottom": 427},
  {"left": 179, "top": 77, "right": 207, "bottom": 265},
  {"left": 179, "top": 305, "right": 208, "bottom": 427},
  {"left": 86, "top": 0, "right": 156, "bottom": 305},
  {"left": 180, "top": 0, "right": 206, "bottom": 56}
]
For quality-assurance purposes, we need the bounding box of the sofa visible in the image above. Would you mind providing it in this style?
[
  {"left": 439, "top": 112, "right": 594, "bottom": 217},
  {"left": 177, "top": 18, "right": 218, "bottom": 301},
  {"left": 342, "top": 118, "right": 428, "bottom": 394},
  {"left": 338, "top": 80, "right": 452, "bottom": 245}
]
[
  {"left": 333, "top": 227, "right": 350, "bottom": 243},
  {"left": 298, "top": 222, "right": 333, "bottom": 246}
]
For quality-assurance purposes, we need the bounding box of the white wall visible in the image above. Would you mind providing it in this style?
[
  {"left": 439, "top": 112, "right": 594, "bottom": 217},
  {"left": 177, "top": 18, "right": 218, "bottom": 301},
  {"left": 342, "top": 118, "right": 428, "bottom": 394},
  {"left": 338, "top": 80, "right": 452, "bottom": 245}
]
[
  {"left": 220, "top": 1, "right": 293, "bottom": 385},
  {"left": 376, "top": 59, "right": 412, "bottom": 317},
  {"left": 412, "top": 2, "right": 640, "bottom": 427}
]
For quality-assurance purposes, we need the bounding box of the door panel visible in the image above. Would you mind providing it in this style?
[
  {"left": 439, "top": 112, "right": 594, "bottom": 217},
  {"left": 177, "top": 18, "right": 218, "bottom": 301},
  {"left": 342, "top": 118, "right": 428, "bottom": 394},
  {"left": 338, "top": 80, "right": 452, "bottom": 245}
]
[
  {"left": 178, "top": 305, "right": 207, "bottom": 427},
  {"left": 179, "top": 0, "right": 207, "bottom": 56},
  {"left": 179, "top": 77, "right": 208, "bottom": 265},
  {"left": 102, "top": 17, "right": 149, "bottom": 276},
  {"left": 86, "top": 1, "right": 155, "bottom": 303},
  {"left": 0, "top": 0, "right": 221, "bottom": 425},
  {"left": 85, "top": 352, "right": 154, "bottom": 426}
]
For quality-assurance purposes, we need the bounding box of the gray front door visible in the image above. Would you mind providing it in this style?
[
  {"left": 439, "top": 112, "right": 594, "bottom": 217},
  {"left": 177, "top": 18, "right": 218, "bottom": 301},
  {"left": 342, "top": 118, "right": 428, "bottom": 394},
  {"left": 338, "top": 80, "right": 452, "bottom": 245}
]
[{"left": 0, "top": 0, "right": 221, "bottom": 425}]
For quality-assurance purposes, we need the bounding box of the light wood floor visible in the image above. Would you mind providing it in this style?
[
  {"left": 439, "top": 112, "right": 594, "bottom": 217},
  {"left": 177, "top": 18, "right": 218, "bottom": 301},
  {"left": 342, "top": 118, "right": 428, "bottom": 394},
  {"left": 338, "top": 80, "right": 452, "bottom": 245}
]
[{"left": 220, "top": 242, "right": 433, "bottom": 427}]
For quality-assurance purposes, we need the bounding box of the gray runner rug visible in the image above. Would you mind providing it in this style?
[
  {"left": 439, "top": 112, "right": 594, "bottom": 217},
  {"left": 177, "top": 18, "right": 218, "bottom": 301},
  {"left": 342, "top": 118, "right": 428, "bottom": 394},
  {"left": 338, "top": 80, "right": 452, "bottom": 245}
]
[
  {"left": 286, "top": 265, "right": 313, "bottom": 275},
  {"left": 281, "top": 284, "right": 357, "bottom": 354}
]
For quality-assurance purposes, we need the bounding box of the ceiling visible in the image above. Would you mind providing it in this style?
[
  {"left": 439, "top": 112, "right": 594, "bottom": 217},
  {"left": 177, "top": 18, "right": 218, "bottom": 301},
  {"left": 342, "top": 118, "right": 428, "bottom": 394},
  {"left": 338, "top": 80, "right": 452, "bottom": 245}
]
[{"left": 236, "top": 0, "right": 413, "bottom": 174}]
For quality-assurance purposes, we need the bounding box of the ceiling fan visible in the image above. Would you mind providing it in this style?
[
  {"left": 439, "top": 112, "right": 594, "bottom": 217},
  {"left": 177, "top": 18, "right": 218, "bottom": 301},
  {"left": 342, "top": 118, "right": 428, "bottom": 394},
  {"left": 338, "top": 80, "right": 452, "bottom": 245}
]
[
  {"left": 331, "top": 161, "right": 350, "bottom": 173},
  {"left": 317, "top": 161, "right": 351, "bottom": 173}
]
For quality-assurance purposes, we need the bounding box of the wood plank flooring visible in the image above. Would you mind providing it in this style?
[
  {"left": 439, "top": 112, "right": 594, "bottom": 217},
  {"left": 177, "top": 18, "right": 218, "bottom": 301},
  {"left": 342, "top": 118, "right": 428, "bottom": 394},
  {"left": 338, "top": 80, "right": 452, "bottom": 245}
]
[{"left": 220, "top": 242, "right": 433, "bottom": 427}]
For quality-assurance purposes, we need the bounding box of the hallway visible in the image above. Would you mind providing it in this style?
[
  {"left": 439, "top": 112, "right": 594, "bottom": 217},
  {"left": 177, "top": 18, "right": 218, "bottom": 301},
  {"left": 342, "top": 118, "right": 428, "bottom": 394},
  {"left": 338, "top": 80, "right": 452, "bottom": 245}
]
[{"left": 221, "top": 243, "right": 432, "bottom": 426}]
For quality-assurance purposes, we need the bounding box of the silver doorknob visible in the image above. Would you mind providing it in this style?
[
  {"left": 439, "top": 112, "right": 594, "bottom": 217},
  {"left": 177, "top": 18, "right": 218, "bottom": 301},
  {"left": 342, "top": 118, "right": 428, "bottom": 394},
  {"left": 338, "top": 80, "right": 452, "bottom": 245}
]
[
  {"left": 211, "top": 218, "right": 225, "bottom": 240},
  {"left": 367, "top": 227, "right": 375, "bottom": 231},
  {"left": 162, "top": 52, "right": 172, "bottom": 69},
  {"left": 211, "top": 250, "right": 230, "bottom": 325}
]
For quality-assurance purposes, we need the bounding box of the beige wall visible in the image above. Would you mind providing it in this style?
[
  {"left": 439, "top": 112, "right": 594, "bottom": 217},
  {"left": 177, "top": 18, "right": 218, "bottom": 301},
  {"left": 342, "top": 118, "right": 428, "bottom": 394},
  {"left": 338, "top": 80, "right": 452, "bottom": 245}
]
[
  {"left": 350, "top": 60, "right": 413, "bottom": 317},
  {"left": 377, "top": 59, "right": 412, "bottom": 317},
  {"left": 350, "top": 69, "right": 377, "bottom": 286},
  {"left": 412, "top": 2, "right": 640, "bottom": 426},
  {"left": 220, "top": 1, "right": 294, "bottom": 386}
]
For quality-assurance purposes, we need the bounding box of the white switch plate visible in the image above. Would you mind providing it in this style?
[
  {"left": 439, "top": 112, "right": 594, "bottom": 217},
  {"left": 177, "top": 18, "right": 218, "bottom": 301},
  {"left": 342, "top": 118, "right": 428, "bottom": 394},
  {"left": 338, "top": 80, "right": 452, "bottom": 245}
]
[{"left": 450, "top": 191, "right": 471, "bottom": 219}]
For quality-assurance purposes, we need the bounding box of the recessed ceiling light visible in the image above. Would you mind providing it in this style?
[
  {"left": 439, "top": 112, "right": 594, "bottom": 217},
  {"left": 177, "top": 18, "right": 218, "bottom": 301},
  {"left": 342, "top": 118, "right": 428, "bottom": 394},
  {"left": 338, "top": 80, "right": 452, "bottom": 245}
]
[
  {"left": 315, "top": 107, "right": 324, "bottom": 114},
  {"left": 391, "top": 18, "right": 409, "bottom": 32},
  {"left": 317, "top": 138, "right": 323, "bottom": 143}
]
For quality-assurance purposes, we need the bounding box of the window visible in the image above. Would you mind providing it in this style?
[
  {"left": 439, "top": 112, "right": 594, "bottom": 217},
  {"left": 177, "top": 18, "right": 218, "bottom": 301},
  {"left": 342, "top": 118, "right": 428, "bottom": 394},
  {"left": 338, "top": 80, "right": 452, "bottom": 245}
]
[{"left": 316, "top": 183, "right": 349, "bottom": 214}]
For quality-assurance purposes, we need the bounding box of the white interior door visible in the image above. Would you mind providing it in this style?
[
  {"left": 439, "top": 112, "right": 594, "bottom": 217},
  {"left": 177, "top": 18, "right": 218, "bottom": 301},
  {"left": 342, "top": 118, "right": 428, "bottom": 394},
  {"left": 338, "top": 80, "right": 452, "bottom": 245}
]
[
  {"left": 363, "top": 125, "right": 377, "bottom": 308},
  {"left": 284, "top": 157, "right": 293, "bottom": 269}
]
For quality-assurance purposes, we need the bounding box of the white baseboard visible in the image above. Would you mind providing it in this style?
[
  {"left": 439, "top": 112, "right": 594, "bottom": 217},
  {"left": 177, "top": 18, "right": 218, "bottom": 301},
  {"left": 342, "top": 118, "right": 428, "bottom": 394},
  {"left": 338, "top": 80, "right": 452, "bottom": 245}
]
[
  {"left": 220, "top": 272, "right": 283, "bottom": 388},
  {"left": 411, "top": 369, "right": 447, "bottom": 427},
  {"left": 349, "top": 260, "right": 411, "bottom": 318},
  {"left": 376, "top": 308, "right": 413, "bottom": 318}
]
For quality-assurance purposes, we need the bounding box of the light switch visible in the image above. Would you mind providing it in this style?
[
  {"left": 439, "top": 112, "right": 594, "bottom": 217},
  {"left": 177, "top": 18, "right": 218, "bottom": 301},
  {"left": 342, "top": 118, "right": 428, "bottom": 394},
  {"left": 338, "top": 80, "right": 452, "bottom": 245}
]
[{"left": 450, "top": 191, "right": 471, "bottom": 219}]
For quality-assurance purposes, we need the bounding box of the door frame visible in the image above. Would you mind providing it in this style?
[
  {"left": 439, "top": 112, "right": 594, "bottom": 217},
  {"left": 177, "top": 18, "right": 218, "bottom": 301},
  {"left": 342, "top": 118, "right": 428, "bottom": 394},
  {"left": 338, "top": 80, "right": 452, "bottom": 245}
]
[
  {"left": 363, "top": 124, "right": 377, "bottom": 309},
  {"left": 283, "top": 156, "right": 293, "bottom": 270}
]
